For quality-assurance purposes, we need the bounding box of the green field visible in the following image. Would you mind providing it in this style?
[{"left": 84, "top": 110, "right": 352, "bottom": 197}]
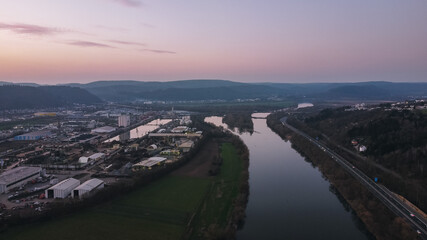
[
  {"left": 190, "top": 143, "right": 244, "bottom": 239},
  {"left": 2, "top": 176, "right": 210, "bottom": 240},
  {"left": 1, "top": 143, "right": 244, "bottom": 240}
]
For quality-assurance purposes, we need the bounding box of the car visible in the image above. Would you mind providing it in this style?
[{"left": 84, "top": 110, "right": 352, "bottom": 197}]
[
  {"left": 410, "top": 213, "right": 415, "bottom": 217},
  {"left": 416, "top": 230, "right": 421, "bottom": 234}
]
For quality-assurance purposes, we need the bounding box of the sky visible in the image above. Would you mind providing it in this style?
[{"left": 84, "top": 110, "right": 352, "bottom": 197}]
[{"left": 1, "top": 0, "right": 427, "bottom": 84}]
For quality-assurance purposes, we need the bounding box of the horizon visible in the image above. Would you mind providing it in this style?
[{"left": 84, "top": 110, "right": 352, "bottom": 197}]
[
  {"left": 2, "top": 78, "right": 427, "bottom": 86},
  {"left": 1, "top": 1, "right": 427, "bottom": 84}
]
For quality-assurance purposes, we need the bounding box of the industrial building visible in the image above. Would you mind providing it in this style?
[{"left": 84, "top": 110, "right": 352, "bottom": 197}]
[
  {"left": 178, "top": 140, "right": 194, "bottom": 153},
  {"left": 0, "top": 167, "right": 42, "bottom": 193},
  {"left": 91, "top": 126, "right": 116, "bottom": 133},
  {"left": 171, "top": 126, "right": 189, "bottom": 133},
  {"left": 79, "top": 152, "right": 105, "bottom": 164},
  {"left": 14, "top": 130, "right": 53, "bottom": 140},
  {"left": 45, "top": 178, "right": 80, "bottom": 199},
  {"left": 72, "top": 178, "right": 104, "bottom": 199},
  {"left": 118, "top": 115, "right": 130, "bottom": 127},
  {"left": 132, "top": 157, "right": 167, "bottom": 170}
]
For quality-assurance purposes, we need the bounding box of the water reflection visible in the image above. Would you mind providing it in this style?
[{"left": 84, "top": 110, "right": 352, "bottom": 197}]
[
  {"left": 205, "top": 114, "right": 370, "bottom": 240},
  {"left": 105, "top": 119, "right": 172, "bottom": 142}
]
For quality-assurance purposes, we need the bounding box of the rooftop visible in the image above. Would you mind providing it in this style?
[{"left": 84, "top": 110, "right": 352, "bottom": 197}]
[
  {"left": 0, "top": 167, "right": 41, "bottom": 185},
  {"left": 74, "top": 178, "right": 104, "bottom": 191},
  {"left": 49, "top": 178, "right": 80, "bottom": 190},
  {"left": 134, "top": 157, "right": 167, "bottom": 168}
]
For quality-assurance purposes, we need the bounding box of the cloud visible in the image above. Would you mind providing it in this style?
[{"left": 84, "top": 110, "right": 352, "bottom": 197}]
[
  {"left": 0, "top": 22, "right": 62, "bottom": 35},
  {"left": 110, "top": 0, "right": 142, "bottom": 7},
  {"left": 67, "top": 41, "right": 115, "bottom": 48},
  {"left": 142, "top": 49, "right": 177, "bottom": 54},
  {"left": 109, "top": 40, "right": 145, "bottom": 46}
]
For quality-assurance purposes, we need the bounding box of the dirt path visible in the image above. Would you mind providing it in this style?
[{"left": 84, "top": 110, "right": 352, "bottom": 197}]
[{"left": 172, "top": 139, "right": 219, "bottom": 178}]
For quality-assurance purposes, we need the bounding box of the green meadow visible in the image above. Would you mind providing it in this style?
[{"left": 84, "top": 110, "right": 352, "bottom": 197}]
[{"left": 1, "top": 143, "right": 245, "bottom": 240}]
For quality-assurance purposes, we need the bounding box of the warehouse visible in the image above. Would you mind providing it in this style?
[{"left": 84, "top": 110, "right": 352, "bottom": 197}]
[
  {"left": 72, "top": 178, "right": 104, "bottom": 199},
  {"left": 14, "top": 130, "right": 53, "bottom": 140},
  {"left": 91, "top": 126, "right": 116, "bottom": 133},
  {"left": 0, "top": 167, "right": 42, "bottom": 193},
  {"left": 78, "top": 152, "right": 105, "bottom": 164},
  {"left": 45, "top": 178, "right": 80, "bottom": 199},
  {"left": 132, "top": 157, "right": 167, "bottom": 170}
]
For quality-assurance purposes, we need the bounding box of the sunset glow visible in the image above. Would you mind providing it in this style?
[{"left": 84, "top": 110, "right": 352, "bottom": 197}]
[{"left": 1, "top": 0, "right": 427, "bottom": 83}]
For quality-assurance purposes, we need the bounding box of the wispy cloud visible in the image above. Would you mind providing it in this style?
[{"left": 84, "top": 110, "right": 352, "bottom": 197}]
[
  {"left": 0, "top": 22, "right": 63, "bottom": 35},
  {"left": 142, "top": 49, "right": 177, "bottom": 54},
  {"left": 109, "top": 40, "right": 145, "bottom": 46},
  {"left": 67, "top": 41, "right": 115, "bottom": 48},
  {"left": 110, "top": 0, "right": 142, "bottom": 8}
]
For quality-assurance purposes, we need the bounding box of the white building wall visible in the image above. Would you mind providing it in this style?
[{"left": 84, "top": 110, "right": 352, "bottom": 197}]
[{"left": 118, "top": 115, "right": 130, "bottom": 127}]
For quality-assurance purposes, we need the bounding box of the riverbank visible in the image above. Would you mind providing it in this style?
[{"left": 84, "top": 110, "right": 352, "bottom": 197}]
[
  {"left": 0, "top": 121, "right": 250, "bottom": 240},
  {"left": 267, "top": 112, "right": 417, "bottom": 240}
]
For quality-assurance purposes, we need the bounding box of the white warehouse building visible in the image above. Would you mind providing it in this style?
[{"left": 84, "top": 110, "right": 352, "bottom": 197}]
[
  {"left": 72, "top": 178, "right": 104, "bottom": 199},
  {"left": 0, "top": 167, "right": 42, "bottom": 193},
  {"left": 45, "top": 178, "right": 80, "bottom": 199}
]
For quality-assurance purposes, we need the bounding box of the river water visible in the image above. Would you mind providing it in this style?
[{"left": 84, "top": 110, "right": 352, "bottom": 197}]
[
  {"left": 205, "top": 113, "right": 371, "bottom": 240},
  {"left": 105, "top": 119, "right": 172, "bottom": 142}
]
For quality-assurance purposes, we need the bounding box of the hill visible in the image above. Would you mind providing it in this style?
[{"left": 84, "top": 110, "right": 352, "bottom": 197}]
[
  {"left": 74, "top": 80, "right": 427, "bottom": 102},
  {"left": 0, "top": 85, "right": 102, "bottom": 110},
  {"left": 3, "top": 80, "right": 427, "bottom": 102}
]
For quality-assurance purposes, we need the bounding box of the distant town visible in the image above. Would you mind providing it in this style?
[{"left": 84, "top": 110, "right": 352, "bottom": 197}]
[{"left": 0, "top": 105, "right": 202, "bottom": 215}]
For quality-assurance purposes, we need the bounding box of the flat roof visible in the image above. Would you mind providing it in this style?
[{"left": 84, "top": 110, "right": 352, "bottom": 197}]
[
  {"left": 74, "top": 178, "right": 104, "bottom": 191},
  {"left": 91, "top": 126, "right": 116, "bottom": 133},
  {"left": 18, "top": 130, "right": 52, "bottom": 137},
  {"left": 89, "top": 153, "right": 105, "bottom": 159},
  {"left": 0, "top": 167, "right": 41, "bottom": 185},
  {"left": 49, "top": 178, "right": 80, "bottom": 190},
  {"left": 179, "top": 140, "right": 194, "bottom": 148},
  {"left": 134, "top": 157, "right": 167, "bottom": 168}
]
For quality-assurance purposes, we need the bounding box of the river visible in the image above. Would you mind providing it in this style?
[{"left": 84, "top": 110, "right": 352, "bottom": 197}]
[
  {"left": 105, "top": 119, "right": 172, "bottom": 142},
  {"left": 205, "top": 113, "right": 372, "bottom": 240}
]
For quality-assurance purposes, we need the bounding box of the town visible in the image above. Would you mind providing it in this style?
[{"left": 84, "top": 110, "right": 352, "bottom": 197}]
[{"left": 0, "top": 105, "right": 202, "bottom": 218}]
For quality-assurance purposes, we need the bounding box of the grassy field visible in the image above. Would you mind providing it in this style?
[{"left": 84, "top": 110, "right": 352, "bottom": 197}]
[
  {"left": 1, "top": 143, "right": 244, "bottom": 240},
  {"left": 2, "top": 176, "right": 210, "bottom": 240},
  {"left": 189, "top": 143, "right": 244, "bottom": 239}
]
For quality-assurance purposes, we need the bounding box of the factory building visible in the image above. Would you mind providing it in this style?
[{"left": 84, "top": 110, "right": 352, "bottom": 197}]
[
  {"left": 72, "top": 178, "right": 104, "bottom": 199},
  {"left": 132, "top": 157, "right": 167, "bottom": 171},
  {"left": 0, "top": 167, "right": 42, "bottom": 193},
  {"left": 45, "top": 178, "right": 80, "bottom": 199},
  {"left": 14, "top": 130, "right": 52, "bottom": 140},
  {"left": 118, "top": 115, "right": 130, "bottom": 127},
  {"left": 171, "top": 126, "right": 189, "bottom": 133},
  {"left": 91, "top": 126, "right": 116, "bottom": 133}
]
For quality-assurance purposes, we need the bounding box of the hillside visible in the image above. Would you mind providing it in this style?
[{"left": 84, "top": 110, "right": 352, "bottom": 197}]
[
  {"left": 73, "top": 80, "right": 427, "bottom": 102},
  {"left": 0, "top": 85, "right": 102, "bottom": 110},
  {"left": 3, "top": 80, "right": 427, "bottom": 102},
  {"left": 302, "top": 105, "right": 427, "bottom": 211}
]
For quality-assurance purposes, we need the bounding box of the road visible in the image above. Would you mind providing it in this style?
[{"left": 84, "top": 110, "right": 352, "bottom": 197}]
[{"left": 280, "top": 117, "right": 427, "bottom": 239}]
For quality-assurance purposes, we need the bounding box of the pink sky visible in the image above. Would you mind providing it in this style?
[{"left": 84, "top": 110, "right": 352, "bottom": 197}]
[{"left": 1, "top": 0, "right": 427, "bottom": 84}]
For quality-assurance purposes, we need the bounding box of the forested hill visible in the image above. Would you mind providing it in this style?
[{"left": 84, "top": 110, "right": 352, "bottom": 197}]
[
  {"left": 305, "top": 106, "right": 427, "bottom": 179},
  {"left": 68, "top": 80, "right": 427, "bottom": 102},
  {"left": 0, "top": 85, "right": 102, "bottom": 110}
]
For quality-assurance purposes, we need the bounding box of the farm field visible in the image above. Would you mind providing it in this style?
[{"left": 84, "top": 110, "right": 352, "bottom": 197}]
[
  {"left": 1, "top": 142, "right": 245, "bottom": 240},
  {"left": 1, "top": 176, "right": 210, "bottom": 240}
]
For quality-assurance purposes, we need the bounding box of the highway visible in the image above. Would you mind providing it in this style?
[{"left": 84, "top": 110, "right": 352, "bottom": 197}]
[{"left": 280, "top": 117, "right": 427, "bottom": 239}]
